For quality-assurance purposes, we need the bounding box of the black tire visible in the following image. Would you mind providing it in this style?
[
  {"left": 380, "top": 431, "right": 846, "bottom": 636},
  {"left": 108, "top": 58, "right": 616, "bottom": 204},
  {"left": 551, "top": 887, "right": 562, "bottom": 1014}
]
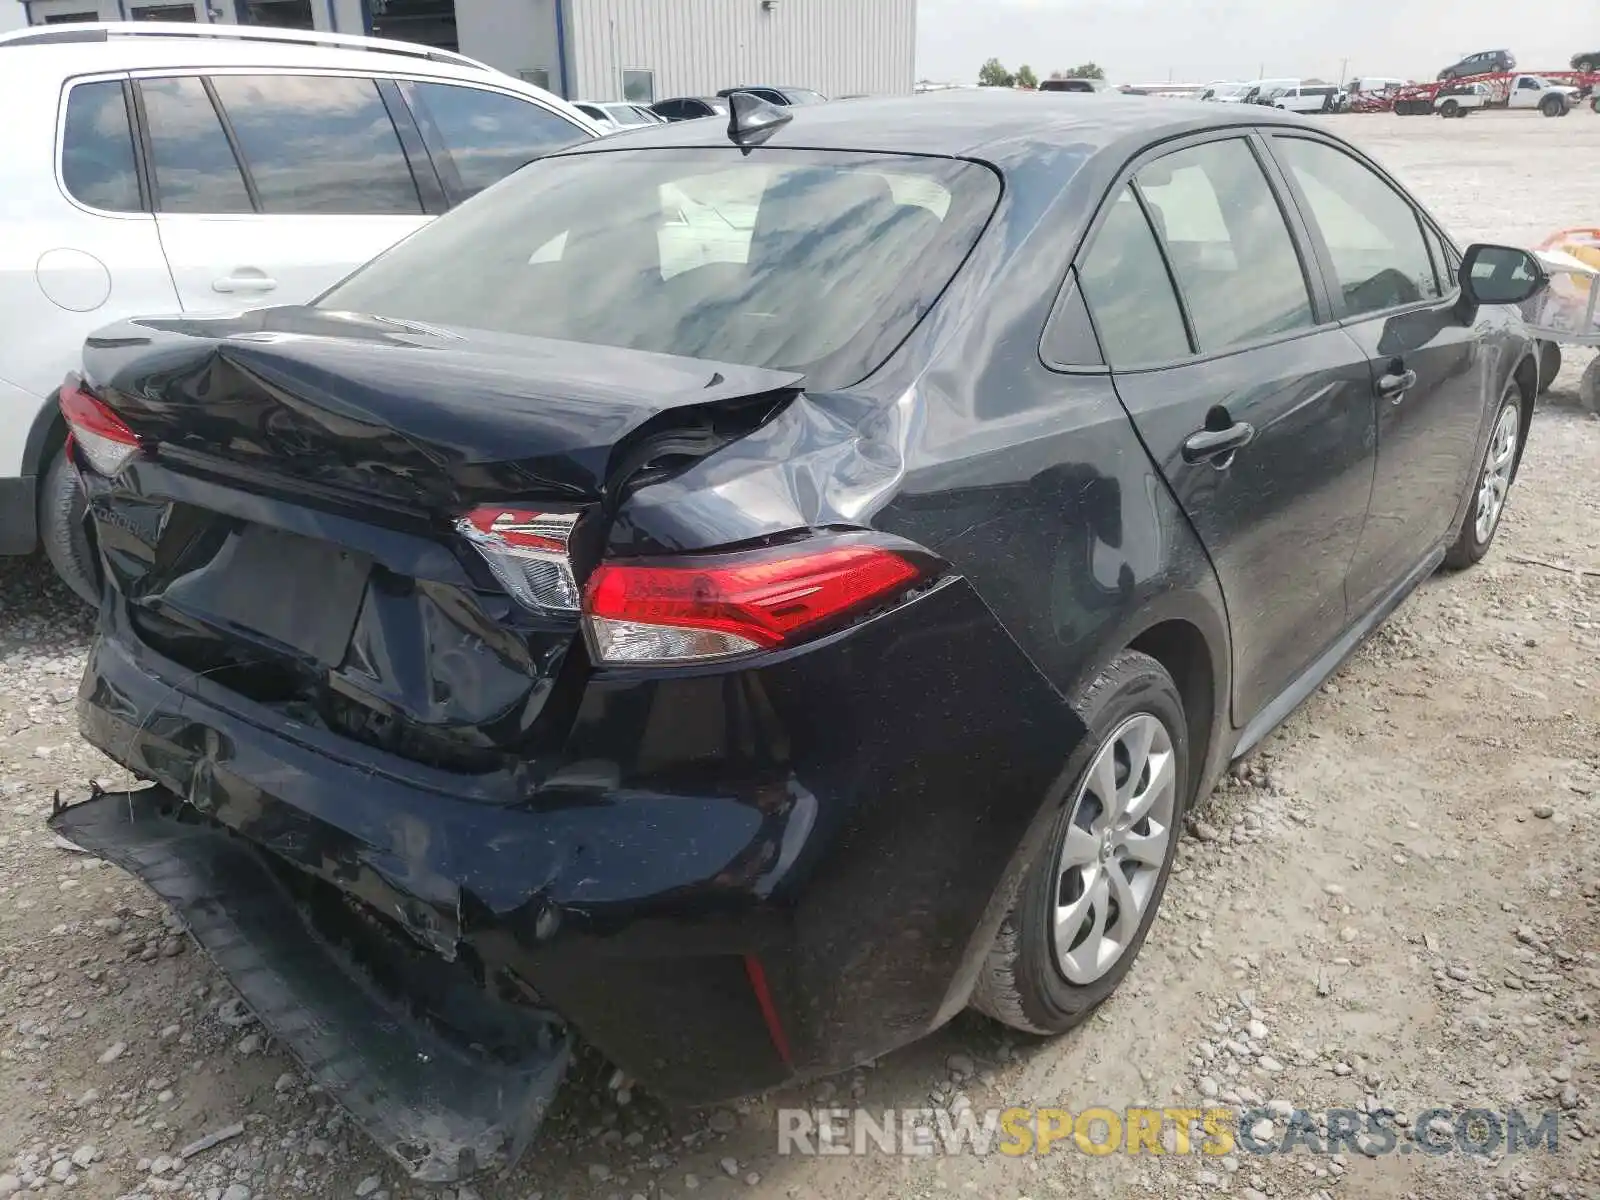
[
  {"left": 1443, "top": 383, "right": 1523, "bottom": 570},
  {"left": 1441, "top": 99, "right": 1460, "bottom": 117},
  {"left": 1538, "top": 341, "right": 1562, "bottom": 392},
  {"left": 1541, "top": 94, "right": 1566, "bottom": 117},
  {"left": 971, "top": 650, "right": 1189, "bottom": 1035},
  {"left": 1581, "top": 357, "right": 1600, "bottom": 414},
  {"left": 39, "top": 446, "right": 101, "bottom": 608}
]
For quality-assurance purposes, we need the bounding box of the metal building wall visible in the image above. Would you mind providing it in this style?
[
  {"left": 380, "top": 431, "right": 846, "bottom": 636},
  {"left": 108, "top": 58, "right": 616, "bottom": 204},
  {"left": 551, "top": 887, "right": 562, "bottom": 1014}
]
[{"left": 564, "top": 0, "right": 914, "bottom": 103}]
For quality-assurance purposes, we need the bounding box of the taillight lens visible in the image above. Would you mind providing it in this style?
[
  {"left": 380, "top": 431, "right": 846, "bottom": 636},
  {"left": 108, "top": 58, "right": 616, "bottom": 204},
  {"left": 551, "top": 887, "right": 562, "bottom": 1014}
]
[
  {"left": 456, "top": 507, "right": 581, "bottom": 611},
  {"left": 583, "top": 540, "right": 923, "bottom": 665},
  {"left": 60, "top": 380, "right": 140, "bottom": 477}
]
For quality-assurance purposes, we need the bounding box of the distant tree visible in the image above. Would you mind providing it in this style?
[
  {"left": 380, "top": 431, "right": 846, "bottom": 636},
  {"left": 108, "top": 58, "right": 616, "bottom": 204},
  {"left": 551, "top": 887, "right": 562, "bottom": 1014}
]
[
  {"left": 1015, "top": 64, "right": 1039, "bottom": 89},
  {"left": 1049, "top": 70, "right": 1066, "bottom": 80},
  {"left": 978, "top": 57, "right": 1015, "bottom": 88},
  {"left": 1067, "top": 62, "right": 1107, "bottom": 80}
]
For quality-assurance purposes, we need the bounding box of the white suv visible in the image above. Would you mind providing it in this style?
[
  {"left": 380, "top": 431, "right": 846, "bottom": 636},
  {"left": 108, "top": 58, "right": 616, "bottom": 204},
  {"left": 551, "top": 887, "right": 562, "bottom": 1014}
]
[{"left": 0, "top": 22, "right": 600, "bottom": 603}]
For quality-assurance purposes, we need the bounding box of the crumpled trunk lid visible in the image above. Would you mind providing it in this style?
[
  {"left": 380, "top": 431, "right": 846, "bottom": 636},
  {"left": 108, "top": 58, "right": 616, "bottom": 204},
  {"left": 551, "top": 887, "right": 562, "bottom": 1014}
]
[{"left": 83, "top": 306, "right": 803, "bottom": 511}]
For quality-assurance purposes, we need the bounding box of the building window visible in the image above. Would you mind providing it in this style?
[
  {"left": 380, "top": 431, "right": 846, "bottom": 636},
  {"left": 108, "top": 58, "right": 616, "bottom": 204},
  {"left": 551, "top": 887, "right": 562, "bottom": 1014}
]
[
  {"left": 241, "top": 0, "right": 315, "bottom": 28},
  {"left": 622, "top": 69, "right": 655, "bottom": 104},
  {"left": 130, "top": 3, "right": 200, "bottom": 18},
  {"left": 519, "top": 69, "right": 551, "bottom": 90},
  {"left": 41, "top": 10, "right": 99, "bottom": 20}
]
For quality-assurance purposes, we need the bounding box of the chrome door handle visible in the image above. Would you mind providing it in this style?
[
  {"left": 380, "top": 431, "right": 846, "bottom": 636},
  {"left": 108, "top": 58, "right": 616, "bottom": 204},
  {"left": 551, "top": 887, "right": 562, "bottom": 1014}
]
[
  {"left": 1377, "top": 368, "right": 1417, "bottom": 402},
  {"left": 212, "top": 273, "right": 278, "bottom": 294},
  {"left": 1182, "top": 421, "right": 1256, "bottom": 465}
]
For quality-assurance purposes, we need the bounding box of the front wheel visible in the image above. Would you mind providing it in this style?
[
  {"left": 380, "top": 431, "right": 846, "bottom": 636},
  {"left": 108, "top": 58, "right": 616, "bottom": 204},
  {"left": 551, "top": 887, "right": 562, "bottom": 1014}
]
[
  {"left": 1444, "top": 387, "right": 1522, "bottom": 570},
  {"left": 971, "top": 651, "right": 1188, "bottom": 1035},
  {"left": 1541, "top": 95, "right": 1567, "bottom": 117}
]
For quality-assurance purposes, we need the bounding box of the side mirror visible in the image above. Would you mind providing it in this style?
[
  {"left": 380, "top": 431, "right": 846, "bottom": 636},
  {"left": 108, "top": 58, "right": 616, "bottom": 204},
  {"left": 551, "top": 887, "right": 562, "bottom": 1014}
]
[{"left": 1459, "top": 243, "right": 1548, "bottom": 308}]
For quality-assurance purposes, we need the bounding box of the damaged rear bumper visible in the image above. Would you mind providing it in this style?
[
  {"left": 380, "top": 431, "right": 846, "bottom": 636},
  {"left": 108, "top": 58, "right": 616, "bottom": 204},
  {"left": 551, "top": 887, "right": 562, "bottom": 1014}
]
[
  {"left": 50, "top": 787, "right": 568, "bottom": 1183},
  {"left": 70, "top": 579, "right": 1085, "bottom": 1167}
]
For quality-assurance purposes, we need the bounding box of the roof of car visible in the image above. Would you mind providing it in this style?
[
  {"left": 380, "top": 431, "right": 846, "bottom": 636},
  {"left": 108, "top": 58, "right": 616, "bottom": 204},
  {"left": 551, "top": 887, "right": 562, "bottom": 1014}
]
[
  {"left": 569, "top": 90, "right": 1309, "bottom": 170},
  {"left": 0, "top": 22, "right": 562, "bottom": 96}
]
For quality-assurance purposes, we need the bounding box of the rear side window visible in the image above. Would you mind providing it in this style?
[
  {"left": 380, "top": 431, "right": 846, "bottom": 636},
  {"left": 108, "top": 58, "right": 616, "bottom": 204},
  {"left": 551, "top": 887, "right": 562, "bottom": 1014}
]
[
  {"left": 1135, "top": 138, "right": 1314, "bottom": 353},
  {"left": 318, "top": 148, "right": 1007, "bottom": 391},
  {"left": 402, "top": 81, "right": 587, "bottom": 199},
  {"left": 209, "top": 75, "right": 422, "bottom": 215},
  {"left": 1077, "top": 187, "right": 1191, "bottom": 367},
  {"left": 61, "top": 80, "right": 141, "bottom": 212},
  {"left": 139, "top": 76, "right": 253, "bottom": 214},
  {"left": 1273, "top": 137, "right": 1441, "bottom": 317}
]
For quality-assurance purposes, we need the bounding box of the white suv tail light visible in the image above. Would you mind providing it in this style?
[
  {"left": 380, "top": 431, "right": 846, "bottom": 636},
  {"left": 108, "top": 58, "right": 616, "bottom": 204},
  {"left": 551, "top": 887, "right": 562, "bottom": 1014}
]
[{"left": 61, "top": 380, "right": 141, "bottom": 477}]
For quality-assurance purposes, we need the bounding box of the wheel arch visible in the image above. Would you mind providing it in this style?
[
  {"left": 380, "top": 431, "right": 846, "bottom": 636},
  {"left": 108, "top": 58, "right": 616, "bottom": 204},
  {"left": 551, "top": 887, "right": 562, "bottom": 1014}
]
[{"left": 24, "top": 386, "right": 66, "bottom": 493}]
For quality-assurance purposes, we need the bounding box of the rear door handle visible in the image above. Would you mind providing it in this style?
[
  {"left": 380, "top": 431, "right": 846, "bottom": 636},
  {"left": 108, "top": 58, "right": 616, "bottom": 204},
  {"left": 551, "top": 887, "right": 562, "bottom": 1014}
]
[
  {"left": 1377, "top": 368, "right": 1418, "bottom": 402},
  {"left": 212, "top": 272, "right": 278, "bottom": 295},
  {"left": 1182, "top": 421, "right": 1256, "bottom": 465}
]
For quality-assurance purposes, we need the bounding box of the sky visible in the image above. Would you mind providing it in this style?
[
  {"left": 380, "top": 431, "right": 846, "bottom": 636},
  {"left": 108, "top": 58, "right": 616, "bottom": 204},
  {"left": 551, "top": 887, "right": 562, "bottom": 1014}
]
[{"left": 915, "top": 0, "right": 1584, "bottom": 85}]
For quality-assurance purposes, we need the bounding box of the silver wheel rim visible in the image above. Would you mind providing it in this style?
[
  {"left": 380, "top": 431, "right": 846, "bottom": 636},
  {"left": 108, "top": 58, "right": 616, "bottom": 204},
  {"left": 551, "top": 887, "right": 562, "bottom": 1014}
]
[
  {"left": 1474, "top": 400, "right": 1519, "bottom": 544},
  {"left": 1051, "top": 712, "right": 1177, "bottom": 986}
]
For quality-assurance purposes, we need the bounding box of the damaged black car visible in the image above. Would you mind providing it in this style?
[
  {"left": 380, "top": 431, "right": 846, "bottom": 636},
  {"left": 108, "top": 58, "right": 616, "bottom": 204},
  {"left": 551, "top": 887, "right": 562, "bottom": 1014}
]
[{"left": 54, "top": 92, "right": 1547, "bottom": 1180}]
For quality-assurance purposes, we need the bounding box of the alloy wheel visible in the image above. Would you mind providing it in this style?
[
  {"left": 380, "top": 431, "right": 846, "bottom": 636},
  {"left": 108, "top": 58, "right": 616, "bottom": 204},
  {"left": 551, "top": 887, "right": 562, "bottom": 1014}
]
[
  {"left": 1051, "top": 712, "right": 1177, "bottom": 985},
  {"left": 1474, "top": 400, "right": 1519, "bottom": 544}
]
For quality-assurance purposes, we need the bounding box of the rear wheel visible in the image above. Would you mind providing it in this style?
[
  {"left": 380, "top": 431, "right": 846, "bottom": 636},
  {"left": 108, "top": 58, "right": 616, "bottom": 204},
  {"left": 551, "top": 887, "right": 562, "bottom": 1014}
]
[
  {"left": 39, "top": 446, "right": 100, "bottom": 608},
  {"left": 1581, "top": 356, "right": 1600, "bottom": 414},
  {"left": 1537, "top": 341, "right": 1561, "bottom": 392},
  {"left": 972, "top": 651, "right": 1188, "bottom": 1035},
  {"left": 1440, "top": 99, "right": 1460, "bottom": 117},
  {"left": 1444, "top": 385, "right": 1522, "bottom": 570}
]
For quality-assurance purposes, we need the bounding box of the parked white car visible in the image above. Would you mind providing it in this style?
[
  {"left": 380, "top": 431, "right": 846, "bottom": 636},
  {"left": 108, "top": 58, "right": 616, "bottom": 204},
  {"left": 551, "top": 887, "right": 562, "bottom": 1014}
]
[
  {"left": 0, "top": 22, "right": 602, "bottom": 603},
  {"left": 1269, "top": 83, "right": 1344, "bottom": 113},
  {"left": 574, "top": 101, "right": 666, "bottom": 133}
]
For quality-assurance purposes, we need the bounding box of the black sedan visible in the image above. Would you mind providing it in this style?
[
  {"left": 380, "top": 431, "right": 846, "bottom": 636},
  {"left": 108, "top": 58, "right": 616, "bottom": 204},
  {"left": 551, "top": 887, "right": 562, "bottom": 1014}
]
[
  {"left": 649, "top": 94, "right": 730, "bottom": 121},
  {"left": 716, "top": 84, "right": 828, "bottom": 105},
  {"left": 54, "top": 92, "right": 1545, "bottom": 1180}
]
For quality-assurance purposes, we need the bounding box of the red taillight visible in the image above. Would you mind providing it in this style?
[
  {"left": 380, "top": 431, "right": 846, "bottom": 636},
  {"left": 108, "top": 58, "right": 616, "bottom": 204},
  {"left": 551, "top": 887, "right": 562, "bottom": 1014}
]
[
  {"left": 60, "top": 380, "right": 140, "bottom": 477},
  {"left": 455, "top": 506, "right": 581, "bottom": 611},
  {"left": 583, "top": 540, "right": 923, "bottom": 664}
]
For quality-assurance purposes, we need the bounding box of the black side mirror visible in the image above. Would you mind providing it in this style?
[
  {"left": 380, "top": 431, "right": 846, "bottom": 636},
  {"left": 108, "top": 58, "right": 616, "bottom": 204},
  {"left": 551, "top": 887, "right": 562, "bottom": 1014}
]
[{"left": 1459, "top": 243, "right": 1548, "bottom": 308}]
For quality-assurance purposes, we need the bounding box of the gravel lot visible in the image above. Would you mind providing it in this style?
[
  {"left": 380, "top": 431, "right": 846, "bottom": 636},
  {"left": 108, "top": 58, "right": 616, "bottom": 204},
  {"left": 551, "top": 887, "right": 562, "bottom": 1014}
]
[{"left": 2, "top": 110, "right": 1599, "bottom": 1200}]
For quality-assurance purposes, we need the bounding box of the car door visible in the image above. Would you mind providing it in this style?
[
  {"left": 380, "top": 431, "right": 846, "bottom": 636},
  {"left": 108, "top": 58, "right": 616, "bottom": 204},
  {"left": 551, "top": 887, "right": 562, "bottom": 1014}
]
[
  {"left": 1267, "top": 134, "right": 1484, "bottom": 615},
  {"left": 395, "top": 78, "right": 592, "bottom": 203},
  {"left": 1075, "top": 133, "right": 1378, "bottom": 726},
  {"left": 136, "top": 72, "right": 435, "bottom": 313}
]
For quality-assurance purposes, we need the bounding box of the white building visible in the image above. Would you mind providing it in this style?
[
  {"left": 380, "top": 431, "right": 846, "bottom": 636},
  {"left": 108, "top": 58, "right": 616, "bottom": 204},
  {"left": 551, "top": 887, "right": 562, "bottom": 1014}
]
[{"left": 6, "top": 0, "right": 915, "bottom": 101}]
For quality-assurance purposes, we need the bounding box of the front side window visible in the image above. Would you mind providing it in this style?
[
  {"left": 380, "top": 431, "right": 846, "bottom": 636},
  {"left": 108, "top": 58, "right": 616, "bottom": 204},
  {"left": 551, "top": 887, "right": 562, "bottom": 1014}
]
[
  {"left": 1273, "top": 137, "right": 1440, "bottom": 317},
  {"left": 318, "top": 148, "right": 1006, "bottom": 389},
  {"left": 139, "top": 76, "right": 253, "bottom": 214},
  {"left": 402, "top": 81, "right": 588, "bottom": 198},
  {"left": 61, "top": 80, "right": 141, "bottom": 212},
  {"left": 1077, "top": 186, "right": 1192, "bottom": 367},
  {"left": 209, "top": 74, "right": 421, "bottom": 215},
  {"left": 1134, "top": 138, "right": 1314, "bottom": 353}
]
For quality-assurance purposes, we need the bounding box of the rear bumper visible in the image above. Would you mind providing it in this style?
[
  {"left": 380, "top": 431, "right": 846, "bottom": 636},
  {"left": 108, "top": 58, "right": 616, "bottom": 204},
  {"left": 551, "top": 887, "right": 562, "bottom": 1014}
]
[
  {"left": 77, "top": 580, "right": 1085, "bottom": 1107},
  {"left": 50, "top": 787, "right": 567, "bottom": 1184},
  {"left": 0, "top": 473, "right": 36, "bottom": 556}
]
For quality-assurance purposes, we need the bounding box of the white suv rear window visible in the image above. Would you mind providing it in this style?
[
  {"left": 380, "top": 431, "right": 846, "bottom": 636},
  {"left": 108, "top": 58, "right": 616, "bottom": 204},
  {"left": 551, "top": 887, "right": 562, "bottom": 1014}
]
[{"left": 61, "top": 80, "right": 140, "bottom": 212}]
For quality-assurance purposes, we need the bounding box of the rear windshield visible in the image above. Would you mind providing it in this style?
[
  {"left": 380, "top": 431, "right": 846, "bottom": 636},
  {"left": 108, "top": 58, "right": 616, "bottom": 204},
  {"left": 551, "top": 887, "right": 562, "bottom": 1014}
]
[{"left": 318, "top": 148, "right": 1000, "bottom": 388}]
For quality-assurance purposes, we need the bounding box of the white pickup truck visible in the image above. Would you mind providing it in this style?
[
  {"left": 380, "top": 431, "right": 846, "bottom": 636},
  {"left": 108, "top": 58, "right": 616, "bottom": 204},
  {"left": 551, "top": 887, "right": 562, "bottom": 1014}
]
[{"left": 1435, "top": 74, "right": 1580, "bottom": 117}]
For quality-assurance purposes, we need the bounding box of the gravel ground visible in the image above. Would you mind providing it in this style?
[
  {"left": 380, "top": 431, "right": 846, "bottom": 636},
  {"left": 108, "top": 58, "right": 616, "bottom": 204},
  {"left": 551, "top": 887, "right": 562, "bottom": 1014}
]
[{"left": 2, "top": 110, "right": 1599, "bottom": 1200}]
